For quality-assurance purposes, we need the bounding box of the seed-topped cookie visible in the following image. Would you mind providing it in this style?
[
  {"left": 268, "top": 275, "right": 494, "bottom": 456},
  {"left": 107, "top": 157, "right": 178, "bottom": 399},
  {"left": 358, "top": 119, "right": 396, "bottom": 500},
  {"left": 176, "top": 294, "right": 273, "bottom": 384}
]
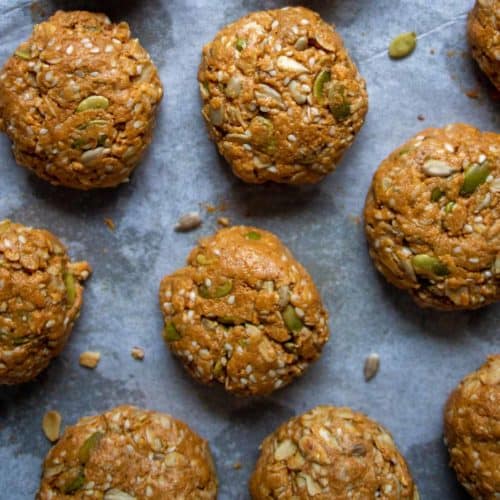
[
  {"left": 249, "top": 405, "right": 419, "bottom": 499},
  {"left": 364, "top": 124, "right": 499, "bottom": 310},
  {"left": 37, "top": 405, "right": 218, "bottom": 499},
  {"left": 0, "top": 10, "right": 163, "bottom": 189},
  {"left": 198, "top": 6, "right": 368, "bottom": 184},
  {"left": 159, "top": 226, "right": 329, "bottom": 396},
  {"left": 467, "top": 0, "right": 500, "bottom": 90},
  {"left": 0, "top": 220, "right": 90, "bottom": 384},
  {"left": 444, "top": 355, "right": 500, "bottom": 498}
]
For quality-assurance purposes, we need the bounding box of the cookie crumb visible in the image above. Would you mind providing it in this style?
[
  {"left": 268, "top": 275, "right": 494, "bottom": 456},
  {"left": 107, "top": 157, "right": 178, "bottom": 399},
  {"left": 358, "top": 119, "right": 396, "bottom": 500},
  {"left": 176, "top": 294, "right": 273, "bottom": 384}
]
[
  {"left": 42, "top": 410, "right": 61, "bottom": 442},
  {"left": 79, "top": 351, "right": 101, "bottom": 369},
  {"left": 131, "top": 347, "right": 145, "bottom": 360},
  {"left": 232, "top": 461, "right": 242, "bottom": 470},
  {"left": 465, "top": 88, "right": 480, "bottom": 99},
  {"left": 417, "top": 114, "right": 425, "bottom": 121},
  {"left": 175, "top": 212, "right": 202, "bottom": 232},
  {"left": 217, "top": 217, "right": 230, "bottom": 227},
  {"left": 104, "top": 218, "right": 115, "bottom": 231}
]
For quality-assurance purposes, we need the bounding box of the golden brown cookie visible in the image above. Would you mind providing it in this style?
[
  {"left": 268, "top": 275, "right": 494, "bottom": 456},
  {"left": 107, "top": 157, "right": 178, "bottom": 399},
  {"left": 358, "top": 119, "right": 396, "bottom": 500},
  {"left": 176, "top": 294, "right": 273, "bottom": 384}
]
[
  {"left": 444, "top": 355, "right": 500, "bottom": 499},
  {"left": 364, "top": 123, "right": 499, "bottom": 310},
  {"left": 159, "top": 226, "right": 329, "bottom": 396},
  {"left": 468, "top": 0, "right": 500, "bottom": 90},
  {"left": 37, "top": 405, "right": 218, "bottom": 499},
  {"left": 0, "top": 220, "right": 90, "bottom": 384},
  {"left": 249, "top": 405, "right": 419, "bottom": 499},
  {"left": 198, "top": 6, "right": 368, "bottom": 184},
  {"left": 0, "top": 10, "right": 163, "bottom": 189}
]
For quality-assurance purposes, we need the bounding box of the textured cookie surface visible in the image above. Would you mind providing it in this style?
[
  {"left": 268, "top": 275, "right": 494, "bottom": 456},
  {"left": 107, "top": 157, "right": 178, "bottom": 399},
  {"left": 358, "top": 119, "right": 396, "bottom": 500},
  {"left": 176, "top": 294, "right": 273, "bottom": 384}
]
[
  {"left": 159, "top": 226, "right": 329, "bottom": 396},
  {"left": 444, "top": 355, "right": 500, "bottom": 499},
  {"left": 468, "top": 0, "right": 500, "bottom": 90},
  {"left": 198, "top": 6, "right": 368, "bottom": 184},
  {"left": 364, "top": 123, "right": 499, "bottom": 310},
  {"left": 37, "top": 405, "right": 218, "bottom": 499},
  {"left": 0, "top": 220, "right": 90, "bottom": 384},
  {"left": 249, "top": 405, "right": 419, "bottom": 499},
  {"left": 0, "top": 10, "right": 163, "bottom": 189}
]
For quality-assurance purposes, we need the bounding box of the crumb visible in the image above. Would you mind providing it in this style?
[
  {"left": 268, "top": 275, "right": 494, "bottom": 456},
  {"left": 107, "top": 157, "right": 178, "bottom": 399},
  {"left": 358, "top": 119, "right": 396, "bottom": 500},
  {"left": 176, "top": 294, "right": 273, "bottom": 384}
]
[
  {"left": 232, "top": 461, "right": 242, "bottom": 470},
  {"left": 447, "top": 50, "right": 456, "bottom": 58},
  {"left": 42, "top": 410, "right": 62, "bottom": 442},
  {"left": 217, "top": 217, "right": 230, "bottom": 227},
  {"left": 203, "top": 201, "right": 228, "bottom": 213},
  {"left": 348, "top": 214, "right": 361, "bottom": 225},
  {"left": 131, "top": 347, "right": 145, "bottom": 360},
  {"left": 79, "top": 351, "right": 101, "bottom": 369},
  {"left": 104, "top": 218, "right": 115, "bottom": 231},
  {"left": 465, "top": 88, "right": 480, "bottom": 99},
  {"left": 417, "top": 114, "right": 425, "bottom": 121},
  {"left": 430, "top": 48, "right": 435, "bottom": 55}
]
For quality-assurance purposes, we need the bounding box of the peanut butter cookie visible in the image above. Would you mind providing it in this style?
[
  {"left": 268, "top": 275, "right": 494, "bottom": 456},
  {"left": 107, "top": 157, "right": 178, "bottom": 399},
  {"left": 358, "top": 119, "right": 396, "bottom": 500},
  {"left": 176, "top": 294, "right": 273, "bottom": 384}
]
[
  {"left": 0, "top": 220, "right": 90, "bottom": 384},
  {"left": 37, "top": 405, "right": 218, "bottom": 499},
  {"left": 159, "top": 226, "right": 329, "bottom": 396},
  {"left": 250, "top": 405, "right": 419, "bottom": 499},
  {"left": 0, "top": 10, "right": 163, "bottom": 189},
  {"left": 364, "top": 124, "right": 499, "bottom": 310},
  {"left": 198, "top": 6, "right": 368, "bottom": 184}
]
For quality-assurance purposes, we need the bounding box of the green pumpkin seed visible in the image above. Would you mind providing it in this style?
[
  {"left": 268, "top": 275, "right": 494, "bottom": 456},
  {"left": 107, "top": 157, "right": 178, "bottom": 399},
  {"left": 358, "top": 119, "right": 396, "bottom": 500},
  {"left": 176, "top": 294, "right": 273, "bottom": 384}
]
[
  {"left": 198, "top": 284, "right": 211, "bottom": 299},
  {"left": 250, "top": 116, "right": 275, "bottom": 153},
  {"left": 76, "top": 95, "right": 109, "bottom": 112},
  {"left": 0, "top": 220, "right": 11, "bottom": 233},
  {"left": 235, "top": 38, "right": 247, "bottom": 51},
  {"left": 218, "top": 316, "right": 238, "bottom": 326},
  {"left": 163, "top": 322, "right": 180, "bottom": 342},
  {"left": 411, "top": 254, "right": 449, "bottom": 277},
  {"left": 79, "top": 431, "right": 104, "bottom": 464},
  {"left": 328, "top": 85, "right": 350, "bottom": 120},
  {"left": 97, "top": 134, "right": 107, "bottom": 147},
  {"left": 430, "top": 187, "right": 444, "bottom": 202},
  {"left": 214, "top": 280, "right": 233, "bottom": 298},
  {"left": 460, "top": 162, "right": 490, "bottom": 196},
  {"left": 64, "top": 272, "right": 76, "bottom": 306},
  {"left": 62, "top": 471, "right": 85, "bottom": 494},
  {"left": 445, "top": 201, "right": 455, "bottom": 213},
  {"left": 15, "top": 49, "right": 32, "bottom": 60},
  {"left": 284, "top": 342, "right": 297, "bottom": 353},
  {"left": 282, "top": 305, "right": 303, "bottom": 332},
  {"left": 313, "top": 70, "right": 331, "bottom": 104},
  {"left": 213, "top": 360, "right": 223, "bottom": 377},
  {"left": 196, "top": 254, "right": 216, "bottom": 266},
  {"left": 245, "top": 231, "right": 261, "bottom": 240},
  {"left": 389, "top": 32, "right": 417, "bottom": 59},
  {"left": 78, "top": 119, "right": 108, "bottom": 130}
]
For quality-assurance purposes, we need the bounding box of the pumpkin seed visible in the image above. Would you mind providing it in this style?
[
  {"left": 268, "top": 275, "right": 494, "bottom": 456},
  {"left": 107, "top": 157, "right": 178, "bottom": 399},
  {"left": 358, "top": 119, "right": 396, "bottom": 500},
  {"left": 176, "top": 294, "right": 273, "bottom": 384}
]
[
  {"left": 363, "top": 353, "right": 380, "bottom": 381},
  {"left": 163, "top": 322, "right": 180, "bottom": 342},
  {"left": 460, "top": 162, "right": 490, "bottom": 196},
  {"left": 313, "top": 70, "right": 331, "bottom": 104},
  {"left": 389, "top": 32, "right": 417, "bottom": 59},
  {"left": 64, "top": 272, "right": 76, "bottom": 306},
  {"left": 282, "top": 305, "right": 303, "bottom": 332},
  {"left": 445, "top": 201, "right": 455, "bottom": 213},
  {"left": 214, "top": 280, "right": 233, "bottom": 298},
  {"left": 213, "top": 360, "right": 223, "bottom": 377},
  {"left": 246, "top": 231, "right": 261, "bottom": 240},
  {"left": 62, "top": 471, "right": 85, "bottom": 494},
  {"left": 430, "top": 187, "right": 444, "bottom": 202},
  {"left": 79, "top": 431, "right": 104, "bottom": 464},
  {"left": 411, "top": 254, "right": 449, "bottom": 277},
  {"left": 76, "top": 95, "right": 109, "bottom": 112},
  {"left": 42, "top": 410, "right": 62, "bottom": 442},
  {"left": 328, "top": 85, "right": 350, "bottom": 120},
  {"left": 235, "top": 38, "right": 247, "bottom": 51},
  {"left": 15, "top": 49, "right": 32, "bottom": 60}
]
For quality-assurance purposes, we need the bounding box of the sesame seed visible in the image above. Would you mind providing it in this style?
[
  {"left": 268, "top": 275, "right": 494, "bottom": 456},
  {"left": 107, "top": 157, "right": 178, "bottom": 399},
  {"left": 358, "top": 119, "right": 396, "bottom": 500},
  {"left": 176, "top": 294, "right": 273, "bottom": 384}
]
[
  {"left": 227, "top": 295, "right": 235, "bottom": 305},
  {"left": 287, "top": 134, "right": 297, "bottom": 142},
  {"left": 66, "top": 45, "right": 74, "bottom": 55},
  {"left": 90, "top": 47, "right": 100, "bottom": 53}
]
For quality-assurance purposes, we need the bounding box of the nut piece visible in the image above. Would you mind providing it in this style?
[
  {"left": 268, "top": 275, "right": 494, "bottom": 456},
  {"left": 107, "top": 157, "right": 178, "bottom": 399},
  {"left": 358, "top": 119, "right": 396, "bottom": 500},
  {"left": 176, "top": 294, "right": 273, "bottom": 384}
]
[
  {"left": 363, "top": 353, "right": 380, "bottom": 381},
  {"left": 42, "top": 411, "right": 62, "bottom": 442},
  {"left": 389, "top": 32, "right": 417, "bottom": 59},
  {"left": 79, "top": 351, "right": 101, "bottom": 369},
  {"left": 159, "top": 226, "right": 330, "bottom": 396},
  {"left": 444, "top": 355, "right": 500, "bottom": 498},
  {"left": 175, "top": 212, "right": 203, "bottom": 232},
  {"left": 37, "top": 405, "right": 218, "bottom": 499},
  {"left": 250, "top": 406, "right": 418, "bottom": 499},
  {"left": 130, "top": 347, "right": 145, "bottom": 360}
]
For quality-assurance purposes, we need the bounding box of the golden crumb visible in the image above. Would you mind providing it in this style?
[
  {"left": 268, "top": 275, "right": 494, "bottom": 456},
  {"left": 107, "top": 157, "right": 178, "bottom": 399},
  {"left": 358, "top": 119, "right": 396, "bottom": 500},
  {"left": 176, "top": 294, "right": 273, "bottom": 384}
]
[
  {"left": 131, "top": 347, "right": 145, "bottom": 360},
  {"left": 79, "top": 351, "right": 101, "bottom": 369},
  {"left": 104, "top": 218, "right": 116, "bottom": 231}
]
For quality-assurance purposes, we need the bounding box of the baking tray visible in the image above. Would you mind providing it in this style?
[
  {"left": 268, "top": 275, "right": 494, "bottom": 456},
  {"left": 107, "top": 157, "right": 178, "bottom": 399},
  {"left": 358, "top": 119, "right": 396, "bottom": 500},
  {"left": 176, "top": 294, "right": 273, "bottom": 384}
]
[{"left": 0, "top": 0, "right": 498, "bottom": 498}]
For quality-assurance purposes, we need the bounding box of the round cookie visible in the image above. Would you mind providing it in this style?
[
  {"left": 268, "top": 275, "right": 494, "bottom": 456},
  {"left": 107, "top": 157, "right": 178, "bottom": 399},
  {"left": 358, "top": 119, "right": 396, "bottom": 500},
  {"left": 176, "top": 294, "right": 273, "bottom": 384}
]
[
  {"left": 467, "top": 0, "right": 500, "bottom": 90},
  {"left": 249, "top": 405, "right": 419, "bottom": 499},
  {"left": 444, "top": 355, "right": 500, "bottom": 498},
  {"left": 0, "top": 220, "right": 90, "bottom": 384},
  {"left": 198, "top": 6, "right": 368, "bottom": 184},
  {"left": 0, "top": 10, "right": 163, "bottom": 189},
  {"left": 159, "top": 226, "right": 329, "bottom": 396},
  {"left": 364, "top": 123, "right": 499, "bottom": 310},
  {"left": 37, "top": 405, "right": 218, "bottom": 499}
]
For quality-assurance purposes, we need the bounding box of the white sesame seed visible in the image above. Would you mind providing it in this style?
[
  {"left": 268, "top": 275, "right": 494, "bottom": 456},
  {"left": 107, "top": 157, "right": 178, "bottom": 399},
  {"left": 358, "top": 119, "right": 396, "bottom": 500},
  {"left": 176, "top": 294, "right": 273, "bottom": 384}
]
[
  {"left": 227, "top": 295, "right": 235, "bottom": 305},
  {"left": 287, "top": 134, "right": 297, "bottom": 142}
]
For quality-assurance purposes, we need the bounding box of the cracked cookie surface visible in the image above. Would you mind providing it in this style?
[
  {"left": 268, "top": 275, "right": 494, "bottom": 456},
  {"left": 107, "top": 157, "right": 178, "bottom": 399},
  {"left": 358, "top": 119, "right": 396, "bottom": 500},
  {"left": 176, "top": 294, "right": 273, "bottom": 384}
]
[
  {"left": 0, "top": 10, "right": 163, "bottom": 189},
  {"left": 198, "top": 6, "right": 368, "bottom": 184},
  {"left": 0, "top": 220, "right": 90, "bottom": 384},
  {"left": 444, "top": 355, "right": 500, "bottom": 499},
  {"left": 249, "top": 405, "right": 419, "bottom": 499},
  {"left": 37, "top": 405, "right": 218, "bottom": 499},
  {"left": 159, "top": 226, "right": 329, "bottom": 396},
  {"left": 364, "top": 123, "right": 499, "bottom": 310}
]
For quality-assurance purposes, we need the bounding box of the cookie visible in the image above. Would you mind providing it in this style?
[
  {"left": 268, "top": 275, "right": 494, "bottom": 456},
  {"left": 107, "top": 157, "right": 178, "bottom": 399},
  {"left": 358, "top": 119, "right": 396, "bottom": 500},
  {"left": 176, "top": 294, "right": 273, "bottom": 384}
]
[
  {"left": 37, "top": 405, "right": 218, "bottom": 499},
  {"left": 159, "top": 226, "right": 329, "bottom": 396},
  {"left": 198, "top": 6, "right": 368, "bottom": 184},
  {"left": 444, "top": 355, "right": 500, "bottom": 499},
  {"left": 249, "top": 405, "right": 419, "bottom": 499},
  {"left": 0, "top": 10, "right": 163, "bottom": 189},
  {"left": 364, "top": 123, "right": 499, "bottom": 310},
  {"left": 0, "top": 220, "right": 90, "bottom": 384}
]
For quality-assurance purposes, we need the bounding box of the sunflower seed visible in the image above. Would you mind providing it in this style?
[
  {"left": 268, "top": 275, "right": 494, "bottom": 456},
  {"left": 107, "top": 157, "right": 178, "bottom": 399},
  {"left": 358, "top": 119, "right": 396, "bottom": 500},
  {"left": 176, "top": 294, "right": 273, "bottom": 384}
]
[
  {"left": 277, "top": 56, "right": 309, "bottom": 74},
  {"left": 364, "top": 353, "right": 380, "bottom": 381},
  {"left": 422, "top": 160, "right": 456, "bottom": 177},
  {"left": 174, "top": 212, "right": 202, "bottom": 232},
  {"left": 42, "top": 410, "right": 61, "bottom": 442}
]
